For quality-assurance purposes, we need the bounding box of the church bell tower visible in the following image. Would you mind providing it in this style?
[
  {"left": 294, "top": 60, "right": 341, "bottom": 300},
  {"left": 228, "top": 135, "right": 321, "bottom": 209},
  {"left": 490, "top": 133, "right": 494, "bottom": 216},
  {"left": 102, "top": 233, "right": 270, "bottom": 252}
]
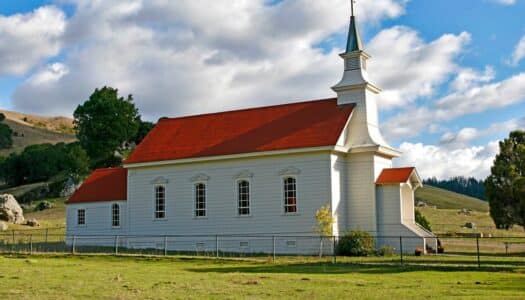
[{"left": 332, "top": 1, "right": 397, "bottom": 154}]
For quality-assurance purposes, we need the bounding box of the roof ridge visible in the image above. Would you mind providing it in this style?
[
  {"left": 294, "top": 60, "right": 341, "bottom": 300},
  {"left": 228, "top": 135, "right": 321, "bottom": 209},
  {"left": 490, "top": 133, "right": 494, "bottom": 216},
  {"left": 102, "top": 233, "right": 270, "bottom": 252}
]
[{"left": 158, "top": 97, "right": 338, "bottom": 123}]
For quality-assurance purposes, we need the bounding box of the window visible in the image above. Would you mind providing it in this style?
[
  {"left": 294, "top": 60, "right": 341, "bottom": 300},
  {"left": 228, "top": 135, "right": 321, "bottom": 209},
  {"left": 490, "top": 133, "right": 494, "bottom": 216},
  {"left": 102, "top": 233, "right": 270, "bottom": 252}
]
[
  {"left": 112, "top": 204, "right": 120, "bottom": 227},
  {"left": 237, "top": 180, "right": 250, "bottom": 216},
  {"left": 283, "top": 177, "right": 297, "bottom": 214},
  {"left": 155, "top": 186, "right": 166, "bottom": 219},
  {"left": 195, "top": 183, "right": 206, "bottom": 217},
  {"left": 77, "top": 209, "right": 85, "bottom": 225}
]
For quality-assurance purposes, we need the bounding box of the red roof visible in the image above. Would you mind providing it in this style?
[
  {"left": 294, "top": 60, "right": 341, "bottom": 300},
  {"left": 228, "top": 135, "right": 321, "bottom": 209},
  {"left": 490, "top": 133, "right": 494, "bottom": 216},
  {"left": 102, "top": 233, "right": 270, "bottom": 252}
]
[
  {"left": 125, "top": 98, "right": 354, "bottom": 164},
  {"left": 376, "top": 167, "right": 416, "bottom": 184},
  {"left": 67, "top": 168, "right": 127, "bottom": 204}
]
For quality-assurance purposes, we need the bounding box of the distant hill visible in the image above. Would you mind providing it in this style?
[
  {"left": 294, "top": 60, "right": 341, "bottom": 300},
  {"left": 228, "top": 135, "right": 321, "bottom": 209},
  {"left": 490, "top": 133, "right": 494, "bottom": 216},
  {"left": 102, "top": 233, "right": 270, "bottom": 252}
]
[
  {"left": 0, "top": 110, "right": 76, "bottom": 156},
  {"left": 415, "top": 185, "right": 489, "bottom": 212}
]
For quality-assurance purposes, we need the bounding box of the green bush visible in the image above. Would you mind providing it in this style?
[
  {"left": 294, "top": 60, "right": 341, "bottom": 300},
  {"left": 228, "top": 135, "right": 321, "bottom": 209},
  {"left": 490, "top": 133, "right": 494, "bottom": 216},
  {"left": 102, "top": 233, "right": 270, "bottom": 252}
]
[
  {"left": 415, "top": 210, "right": 432, "bottom": 232},
  {"left": 378, "top": 245, "right": 394, "bottom": 257},
  {"left": 337, "top": 231, "right": 375, "bottom": 256}
]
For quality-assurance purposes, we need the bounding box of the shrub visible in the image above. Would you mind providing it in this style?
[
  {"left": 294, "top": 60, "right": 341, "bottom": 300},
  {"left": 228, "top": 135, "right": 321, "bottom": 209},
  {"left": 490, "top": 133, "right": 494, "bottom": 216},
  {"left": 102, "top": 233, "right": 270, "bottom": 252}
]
[
  {"left": 378, "top": 245, "right": 394, "bottom": 257},
  {"left": 36, "top": 201, "right": 54, "bottom": 211},
  {"left": 337, "top": 231, "right": 375, "bottom": 256},
  {"left": 415, "top": 210, "right": 432, "bottom": 232}
]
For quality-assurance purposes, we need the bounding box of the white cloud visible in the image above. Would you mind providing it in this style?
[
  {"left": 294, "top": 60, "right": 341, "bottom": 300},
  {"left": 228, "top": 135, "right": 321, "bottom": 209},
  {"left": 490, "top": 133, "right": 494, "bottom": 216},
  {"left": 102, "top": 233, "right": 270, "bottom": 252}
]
[
  {"left": 383, "top": 72, "right": 525, "bottom": 141},
  {"left": 450, "top": 66, "right": 494, "bottom": 91},
  {"left": 509, "top": 34, "right": 525, "bottom": 66},
  {"left": 11, "top": 0, "right": 408, "bottom": 118},
  {"left": 492, "top": 0, "right": 517, "bottom": 5},
  {"left": 0, "top": 6, "right": 66, "bottom": 76},
  {"left": 439, "top": 117, "right": 525, "bottom": 148},
  {"left": 395, "top": 141, "right": 499, "bottom": 179},
  {"left": 367, "top": 27, "right": 471, "bottom": 108}
]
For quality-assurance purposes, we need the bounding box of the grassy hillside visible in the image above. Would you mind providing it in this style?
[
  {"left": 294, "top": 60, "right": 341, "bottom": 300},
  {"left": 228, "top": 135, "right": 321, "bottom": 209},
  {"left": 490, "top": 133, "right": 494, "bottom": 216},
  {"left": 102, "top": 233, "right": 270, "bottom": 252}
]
[
  {"left": 415, "top": 185, "right": 489, "bottom": 212},
  {"left": 0, "top": 109, "right": 74, "bottom": 134},
  {"left": 0, "top": 114, "right": 76, "bottom": 156}
]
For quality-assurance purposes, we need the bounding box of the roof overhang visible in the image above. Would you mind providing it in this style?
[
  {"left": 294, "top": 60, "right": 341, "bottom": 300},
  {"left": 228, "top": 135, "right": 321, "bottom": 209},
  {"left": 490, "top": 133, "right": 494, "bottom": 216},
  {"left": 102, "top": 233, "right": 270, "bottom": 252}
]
[{"left": 124, "top": 145, "right": 337, "bottom": 169}]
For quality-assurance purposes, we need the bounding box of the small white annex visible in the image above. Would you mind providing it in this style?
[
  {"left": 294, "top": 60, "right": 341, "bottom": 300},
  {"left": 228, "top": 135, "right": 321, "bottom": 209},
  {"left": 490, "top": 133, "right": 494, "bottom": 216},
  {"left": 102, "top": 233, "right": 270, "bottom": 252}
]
[{"left": 66, "top": 12, "right": 435, "bottom": 254}]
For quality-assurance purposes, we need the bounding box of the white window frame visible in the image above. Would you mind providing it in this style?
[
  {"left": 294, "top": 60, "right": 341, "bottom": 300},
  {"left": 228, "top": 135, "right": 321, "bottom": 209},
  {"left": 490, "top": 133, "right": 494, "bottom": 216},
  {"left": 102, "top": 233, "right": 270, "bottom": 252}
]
[
  {"left": 235, "top": 179, "right": 251, "bottom": 217},
  {"left": 77, "top": 208, "right": 86, "bottom": 226},
  {"left": 194, "top": 182, "right": 207, "bottom": 218},
  {"left": 154, "top": 185, "right": 166, "bottom": 220},
  {"left": 111, "top": 203, "right": 120, "bottom": 228},
  {"left": 282, "top": 176, "right": 298, "bottom": 215}
]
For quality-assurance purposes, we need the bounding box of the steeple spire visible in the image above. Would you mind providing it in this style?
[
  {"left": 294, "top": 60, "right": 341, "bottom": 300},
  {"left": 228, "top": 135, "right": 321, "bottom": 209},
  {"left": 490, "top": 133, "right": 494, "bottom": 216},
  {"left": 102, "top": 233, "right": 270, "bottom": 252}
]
[{"left": 346, "top": 1, "right": 363, "bottom": 53}]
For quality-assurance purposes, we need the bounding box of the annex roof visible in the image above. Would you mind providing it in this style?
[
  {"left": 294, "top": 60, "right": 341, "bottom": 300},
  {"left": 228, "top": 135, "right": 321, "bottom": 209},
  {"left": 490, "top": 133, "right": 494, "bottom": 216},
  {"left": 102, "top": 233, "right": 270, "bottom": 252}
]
[
  {"left": 67, "top": 168, "right": 127, "bottom": 204},
  {"left": 376, "top": 167, "right": 422, "bottom": 187},
  {"left": 125, "top": 98, "right": 354, "bottom": 165}
]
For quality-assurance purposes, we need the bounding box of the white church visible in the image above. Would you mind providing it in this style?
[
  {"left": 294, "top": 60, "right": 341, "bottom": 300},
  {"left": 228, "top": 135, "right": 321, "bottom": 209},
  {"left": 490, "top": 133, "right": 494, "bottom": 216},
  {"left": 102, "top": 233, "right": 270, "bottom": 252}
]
[{"left": 66, "top": 10, "right": 435, "bottom": 254}]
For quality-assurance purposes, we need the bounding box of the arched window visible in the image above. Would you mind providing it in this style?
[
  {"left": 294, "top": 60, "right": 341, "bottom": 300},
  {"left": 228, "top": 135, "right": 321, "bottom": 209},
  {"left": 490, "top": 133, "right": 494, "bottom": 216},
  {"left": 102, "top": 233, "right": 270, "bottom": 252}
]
[
  {"left": 283, "top": 177, "right": 297, "bottom": 214},
  {"left": 112, "top": 203, "right": 120, "bottom": 227},
  {"left": 155, "top": 186, "right": 166, "bottom": 219},
  {"left": 237, "top": 180, "right": 250, "bottom": 216},
  {"left": 195, "top": 183, "right": 206, "bottom": 217}
]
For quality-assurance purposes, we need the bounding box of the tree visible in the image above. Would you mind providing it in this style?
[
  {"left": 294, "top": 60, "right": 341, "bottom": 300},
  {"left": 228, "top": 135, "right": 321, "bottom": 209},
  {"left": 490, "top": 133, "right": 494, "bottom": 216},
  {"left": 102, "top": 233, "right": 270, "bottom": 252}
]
[
  {"left": 134, "top": 121, "right": 155, "bottom": 145},
  {"left": 74, "top": 87, "right": 140, "bottom": 167},
  {"left": 485, "top": 130, "right": 525, "bottom": 229},
  {"left": 0, "top": 123, "right": 13, "bottom": 149},
  {"left": 415, "top": 210, "right": 431, "bottom": 232},
  {"left": 314, "top": 204, "right": 334, "bottom": 257}
]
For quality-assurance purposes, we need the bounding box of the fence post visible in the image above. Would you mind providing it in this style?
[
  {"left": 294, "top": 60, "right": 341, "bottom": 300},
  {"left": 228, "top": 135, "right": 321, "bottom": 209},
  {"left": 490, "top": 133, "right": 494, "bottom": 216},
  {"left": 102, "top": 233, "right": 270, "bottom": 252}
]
[
  {"left": 332, "top": 236, "right": 336, "bottom": 264},
  {"left": 164, "top": 236, "right": 168, "bottom": 256},
  {"left": 272, "top": 235, "right": 276, "bottom": 262},
  {"left": 72, "top": 235, "right": 76, "bottom": 254},
  {"left": 399, "top": 236, "right": 403, "bottom": 265},
  {"left": 29, "top": 234, "right": 33, "bottom": 255},
  {"left": 216, "top": 235, "right": 219, "bottom": 259},
  {"left": 45, "top": 228, "right": 49, "bottom": 243},
  {"left": 476, "top": 235, "right": 480, "bottom": 268},
  {"left": 12, "top": 229, "right": 15, "bottom": 244},
  {"left": 114, "top": 235, "right": 119, "bottom": 255}
]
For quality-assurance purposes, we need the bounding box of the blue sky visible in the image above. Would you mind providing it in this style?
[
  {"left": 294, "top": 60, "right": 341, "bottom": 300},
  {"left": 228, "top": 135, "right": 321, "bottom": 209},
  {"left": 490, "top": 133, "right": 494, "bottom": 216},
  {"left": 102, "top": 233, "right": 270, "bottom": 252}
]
[{"left": 0, "top": 0, "right": 524, "bottom": 179}]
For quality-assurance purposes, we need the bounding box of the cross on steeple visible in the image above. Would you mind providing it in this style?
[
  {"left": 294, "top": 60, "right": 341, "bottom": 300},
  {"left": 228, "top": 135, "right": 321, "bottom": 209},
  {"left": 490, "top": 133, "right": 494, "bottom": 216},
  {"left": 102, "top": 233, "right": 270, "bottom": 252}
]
[{"left": 351, "top": 0, "right": 356, "bottom": 17}]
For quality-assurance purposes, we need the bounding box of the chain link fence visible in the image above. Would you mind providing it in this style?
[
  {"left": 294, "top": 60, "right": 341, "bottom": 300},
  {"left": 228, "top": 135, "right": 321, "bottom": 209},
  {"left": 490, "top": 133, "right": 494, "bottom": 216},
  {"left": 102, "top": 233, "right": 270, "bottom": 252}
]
[{"left": 1, "top": 230, "right": 524, "bottom": 268}]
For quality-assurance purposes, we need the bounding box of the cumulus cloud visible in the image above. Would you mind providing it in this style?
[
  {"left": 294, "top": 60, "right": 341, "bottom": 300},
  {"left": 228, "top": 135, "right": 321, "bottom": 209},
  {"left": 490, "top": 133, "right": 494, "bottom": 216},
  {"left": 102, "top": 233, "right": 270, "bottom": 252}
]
[
  {"left": 383, "top": 72, "right": 525, "bottom": 141},
  {"left": 395, "top": 141, "right": 499, "bottom": 179},
  {"left": 11, "top": 0, "right": 407, "bottom": 118},
  {"left": 509, "top": 34, "right": 525, "bottom": 66},
  {"left": 439, "top": 117, "right": 525, "bottom": 148},
  {"left": 367, "top": 27, "right": 471, "bottom": 108},
  {"left": 0, "top": 6, "right": 66, "bottom": 76}
]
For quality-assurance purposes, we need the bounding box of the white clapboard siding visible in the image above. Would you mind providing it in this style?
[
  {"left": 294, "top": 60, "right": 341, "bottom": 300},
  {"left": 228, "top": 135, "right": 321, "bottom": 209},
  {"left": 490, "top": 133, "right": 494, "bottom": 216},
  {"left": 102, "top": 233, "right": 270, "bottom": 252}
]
[
  {"left": 66, "top": 201, "right": 127, "bottom": 237},
  {"left": 126, "top": 152, "right": 331, "bottom": 237}
]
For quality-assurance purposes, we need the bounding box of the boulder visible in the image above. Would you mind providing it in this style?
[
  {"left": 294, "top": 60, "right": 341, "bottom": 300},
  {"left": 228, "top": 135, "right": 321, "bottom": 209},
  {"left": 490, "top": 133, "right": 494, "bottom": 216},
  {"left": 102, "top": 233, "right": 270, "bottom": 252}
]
[
  {"left": 0, "top": 221, "right": 7, "bottom": 231},
  {"left": 416, "top": 201, "right": 427, "bottom": 207},
  {"left": 0, "top": 194, "right": 25, "bottom": 224},
  {"left": 26, "top": 218, "right": 40, "bottom": 227}
]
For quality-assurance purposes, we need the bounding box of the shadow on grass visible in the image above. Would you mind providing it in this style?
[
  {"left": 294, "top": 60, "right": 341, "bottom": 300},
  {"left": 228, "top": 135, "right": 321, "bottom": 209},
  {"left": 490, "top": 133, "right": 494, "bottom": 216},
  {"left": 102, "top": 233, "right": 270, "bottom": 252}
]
[{"left": 186, "top": 259, "right": 524, "bottom": 275}]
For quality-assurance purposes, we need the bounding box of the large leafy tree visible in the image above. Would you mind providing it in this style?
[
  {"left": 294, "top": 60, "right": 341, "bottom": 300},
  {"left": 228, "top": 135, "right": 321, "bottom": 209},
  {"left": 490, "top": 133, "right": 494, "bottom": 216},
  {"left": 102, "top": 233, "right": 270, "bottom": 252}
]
[
  {"left": 74, "top": 87, "right": 141, "bottom": 167},
  {"left": 485, "top": 130, "right": 525, "bottom": 229}
]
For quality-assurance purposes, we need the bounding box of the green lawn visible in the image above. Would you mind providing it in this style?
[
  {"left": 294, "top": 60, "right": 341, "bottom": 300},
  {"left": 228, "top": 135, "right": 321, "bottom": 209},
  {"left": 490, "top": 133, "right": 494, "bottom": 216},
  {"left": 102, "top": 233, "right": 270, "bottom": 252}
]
[{"left": 0, "top": 254, "right": 524, "bottom": 299}]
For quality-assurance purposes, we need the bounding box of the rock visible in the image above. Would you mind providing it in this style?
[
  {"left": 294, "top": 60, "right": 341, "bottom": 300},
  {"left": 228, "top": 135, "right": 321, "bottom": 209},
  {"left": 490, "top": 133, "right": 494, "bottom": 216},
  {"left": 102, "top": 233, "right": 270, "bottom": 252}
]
[
  {"left": 26, "top": 218, "right": 40, "bottom": 227},
  {"left": 465, "top": 222, "right": 476, "bottom": 229},
  {"left": 416, "top": 201, "right": 427, "bottom": 207},
  {"left": 0, "top": 194, "right": 25, "bottom": 224},
  {"left": 0, "top": 221, "right": 8, "bottom": 231}
]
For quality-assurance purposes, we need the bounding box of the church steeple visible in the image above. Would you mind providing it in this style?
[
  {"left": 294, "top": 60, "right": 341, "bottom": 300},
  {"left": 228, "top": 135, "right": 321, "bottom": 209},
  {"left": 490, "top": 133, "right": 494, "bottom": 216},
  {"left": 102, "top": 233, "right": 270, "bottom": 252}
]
[{"left": 331, "top": 1, "right": 397, "bottom": 156}]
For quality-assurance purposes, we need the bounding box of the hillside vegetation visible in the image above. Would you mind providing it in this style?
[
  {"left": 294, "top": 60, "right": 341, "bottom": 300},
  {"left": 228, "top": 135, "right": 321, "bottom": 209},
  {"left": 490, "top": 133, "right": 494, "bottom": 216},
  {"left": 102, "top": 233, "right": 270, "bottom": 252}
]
[
  {"left": 415, "top": 185, "right": 488, "bottom": 212},
  {"left": 0, "top": 112, "right": 75, "bottom": 156}
]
